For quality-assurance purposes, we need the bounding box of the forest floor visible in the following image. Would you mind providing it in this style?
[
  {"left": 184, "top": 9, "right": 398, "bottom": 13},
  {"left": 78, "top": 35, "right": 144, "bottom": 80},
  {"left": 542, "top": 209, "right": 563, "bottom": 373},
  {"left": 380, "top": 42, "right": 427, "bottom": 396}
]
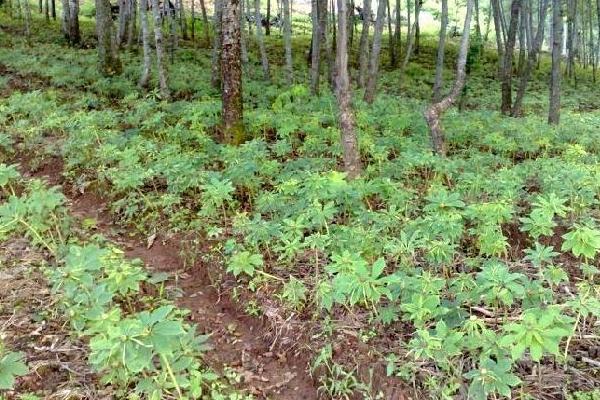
[{"left": 2, "top": 9, "right": 600, "bottom": 400}]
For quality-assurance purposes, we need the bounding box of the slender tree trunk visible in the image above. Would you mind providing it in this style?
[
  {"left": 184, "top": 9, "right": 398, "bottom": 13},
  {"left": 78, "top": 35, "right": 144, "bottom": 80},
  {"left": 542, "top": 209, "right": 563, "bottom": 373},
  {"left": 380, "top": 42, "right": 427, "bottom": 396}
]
[
  {"left": 127, "top": 0, "right": 137, "bottom": 48},
  {"left": 512, "top": 0, "right": 548, "bottom": 116},
  {"left": 335, "top": 0, "right": 362, "bottom": 179},
  {"left": 38, "top": 0, "right": 41, "bottom": 13},
  {"left": 96, "top": 0, "right": 122, "bottom": 76},
  {"left": 516, "top": 9, "right": 526, "bottom": 76},
  {"left": 151, "top": 0, "right": 170, "bottom": 97},
  {"left": 240, "top": 0, "right": 248, "bottom": 62},
  {"left": 386, "top": 0, "right": 395, "bottom": 66},
  {"left": 211, "top": 0, "right": 223, "bottom": 88},
  {"left": 222, "top": 0, "right": 245, "bottom": 144},
  {"left": 117, "top": 0, "right": 129, "bottom": 47},
  {"left": 357, "top": 0, "right": 372, "bottom": 87},
  {"left": 255, "top": 0, "right": 271, "bottom": 79},
  {"left": 393, "top": 0, "right": 401, "bottom": 66},
  {"left": 432, "top": 0, "right": 448, "bottom": 102},
  {"left": 44, "top": 0, "right": 49, "bottom": 21},
  {"left": 414, "top": 0, "right": 420, "bottom": 54},
  {"left": 22, "top": 0, "right": 31, "bottom": 40},
  {"left": 500, "top": 0, "right": 521, "bottom": 114},
  {"left": 200, "top": 0, "right": 210, "bottom": 45},
  {"left": 400, "top": 0, "right": 420, "bottom": 71},
  {"left": 364, "top": 0, "right": 386, "bottom": 103},
  {"left": 310, "top": 0, "right": 322, "bottom": 93},
  {"left": 50, "top": 0, "right": 55, "bottom": 19},
  {"left": 491, "top": 0, "right": 504, "bottom": 77},
  {"left": 192, "top": 0, "right": 196, "bottom": 41},
  {"left": 548, "top": 0, "right": 562, "bottom": 124},
  {"left": 68, "top": 0, "right": 80, "bottom": 43},
  {"left": 139, "top": 0, "right": 152, "bottom": 88},
  {"left": 179, "top": 0, "right": 188, "bottom": 39},
  {"left": 565, "top": 0, "right": 575, "bottom": 78},
  {"left": 283, "top": 0, "right": 293, "bottom": 83},
  {"left": 266, "top": 0, "right": 271, "bottom": 34},
  {"left": 424, "top": 0, "right": 473, "bottom": 156},
  {"left": 167, "top": 2, "right": 178, "bottom": 64}
]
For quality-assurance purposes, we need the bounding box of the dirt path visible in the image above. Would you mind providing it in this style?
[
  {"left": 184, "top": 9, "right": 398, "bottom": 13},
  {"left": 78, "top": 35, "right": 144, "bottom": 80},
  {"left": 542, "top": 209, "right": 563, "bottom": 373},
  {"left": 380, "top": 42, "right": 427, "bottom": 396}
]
[{"left": 24, "top": 158, "right": 319, "bottom": 400}]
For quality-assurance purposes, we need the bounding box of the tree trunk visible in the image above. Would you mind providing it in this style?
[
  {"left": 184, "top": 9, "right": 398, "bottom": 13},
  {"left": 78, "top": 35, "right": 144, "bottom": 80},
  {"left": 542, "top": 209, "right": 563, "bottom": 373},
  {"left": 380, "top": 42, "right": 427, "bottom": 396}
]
[
  {"left": 414, "top": 0, "right": 420, "bottom": 54},
  {"left": 432, "top": 0, "right": 448, "bottom": 101},
  {"left": 512, "top": 0, "right": 548, "bottom": 116},
  {"left": 364, "top": 0, "right": 386, "bottom": 103},
  {"left": 126, "top": 0, "right": 137, "bottom": 49},
  {"left": 424, "top": 0, "right": 473, "bottom": 156},
  {"left": 283, "top": 0, "right": 293, "bottom": 83},
  {"left": 491, "top": 0, "right": 504, "bottom": 77},
  {"left": 117, "top": 0, "right": 129, "bottom": 47},
  {"left": 96, "top": 0, "right": 122, "bottom": 76},
  {"left": 211, "top": 0, "right": 223, "bottom": 88},
  {"left": 357, "top": 0, "right": 372, "bottom": 87},
  {"left": 335, "top": 0, "right": 361, "bottom": 179},
  {"left": 255, "top": 0, "right": 271, "bottom": 80},
  {"left": 179, "top": 0, "right": 188, "bottom": 39},
  {"left": 51, "top": 0, "right": 55, "bottom": 19},
  {"left": 565, "top": 0, "right": 575, "bottom": 78},
  {"left": 151, "top": 0, "right": 170, "bottom": 97},
  {"left": 221, "top": 0, "right": 245, "bottom": 144},
  {"left": 240, "top": 0, "right": 248, "bottom": 62},
  {"left": 44, "top": 0, "right": 49, "bottom": 21},
  {"left": 548, "top": 0, "right": 562, "bottom": 124},
  {"left": 266, "top": 0, "right": 271, "bottom": 34},
  {"left": 393, "top": 0, "right": 401, "bottom": 66},
  {"left": 386, "top": 0, "right": 395, "bottom": 66},
  {"left": 310, "top": 0, "right": 321, "bottom": 93},
  {"left": 400, "top": 0, "right": 420, "bottom": 71},
  {"left": 22, "top": 0, "right": 31, "bottom": 40},
  {"left": 500, "top": 0, "right": 521, "bottom": 115},
  {"left": 139, "top": 0, "right": 152, "bottom": 88},
  {"left": 199, "top": 0, "right": 210, "bottom": 45}
]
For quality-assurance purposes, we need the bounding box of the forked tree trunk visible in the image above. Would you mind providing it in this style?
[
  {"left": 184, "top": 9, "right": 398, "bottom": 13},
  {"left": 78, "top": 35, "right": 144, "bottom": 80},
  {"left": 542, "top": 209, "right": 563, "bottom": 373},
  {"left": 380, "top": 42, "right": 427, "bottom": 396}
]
[
  {"left": 500, "top": 0, "right": 521, "bottom": 114},
  {"left": 221, "top": 0, "right": 245, "bottom": 144},
  {"left": 364, "top": 0, "right": 386, "bottom": 103},
  {"left": 283, "top": 0, "right": 293, "bottom": 83},
  {"left": 255, "top": 0, "right": 271, "bottom": 80},
  {"left": 357, "top": 0, "right": 372, "bottom": 87},
  {"left": 548, "top": 0, "right": 561, "bottom": 124},
  {"left": 139, "top": 0, "right": 151, "bottom": 88},
  {"left": 432, "top": 0, "right": 448, "bottom": 101},
  {"left": 424, "top": 0, "right": 473, "bottom": 156},
  {"left": 335, "top": 0, "right": 362, "bottom": 179},
  {"left": 211, "top": 0, "right": 224, "bottom": 88},
  {"left": 151, "top": 0, "right": 170, "bottom": 97},
  {"left": 96, "top": 0, "right": 122, "bottom": 76}
]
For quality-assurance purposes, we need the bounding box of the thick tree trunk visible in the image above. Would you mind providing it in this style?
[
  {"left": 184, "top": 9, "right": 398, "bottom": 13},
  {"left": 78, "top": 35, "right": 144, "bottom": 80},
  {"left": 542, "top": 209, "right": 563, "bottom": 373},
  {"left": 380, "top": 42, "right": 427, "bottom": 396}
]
[
  {"left": 357, "top": 0, "right": 372, "bottom": 87},
  {"left": 310, "top": 0, "right": 321, "bottom": 93},
  {"left": 432, "top": 0, "right": 448, "bottom": 101},
  {"left": 96, "top": 0, "right": 122, "bottom": 76},
  {"left": 211, "top": 0, "right": 223, "bottom": 89},
  {"left": 151, "top": 0, "right": 170, "bottom": 97},
  {"left": 548, "top": 0, "right": 562, "bottom": 124},
  {"left": 424, "top": 0, "right": 473, "bottom": 156},
  {"left": 255, "top": 0, "right": 271, "bottom": 80},
  {"left": 221, "top": 0, "right": 245, "bottom": 144},
  {"left": 335, "top": 0, "right": 361, "bottom": 179},
  {"left": 139, "top": 0, "right": 151, "bottom": 88},
  {"left": 500, "top": 0, "right": 521, "bottom": 115},
  {"left": 512, "top": 0, "right": 548, "bottom": 116},
  {"left": 364, "top": 0, "right": 386, "bottom": 103},
  {"left": 283, "top": 0, "right": 293, "bottom": 83}
]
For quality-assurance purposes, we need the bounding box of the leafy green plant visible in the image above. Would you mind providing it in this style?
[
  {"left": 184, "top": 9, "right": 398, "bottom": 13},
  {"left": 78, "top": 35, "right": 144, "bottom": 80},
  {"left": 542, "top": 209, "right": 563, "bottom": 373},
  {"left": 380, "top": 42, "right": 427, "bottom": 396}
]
[
  {"left": 561, "top": 225, "right": 600, "bottom": 260},
  {"left": 0, "top": 345, "right": 28, "bottom": 390},
  {"left": 464, "top": 357, "right": 521, "bottom": 400}
]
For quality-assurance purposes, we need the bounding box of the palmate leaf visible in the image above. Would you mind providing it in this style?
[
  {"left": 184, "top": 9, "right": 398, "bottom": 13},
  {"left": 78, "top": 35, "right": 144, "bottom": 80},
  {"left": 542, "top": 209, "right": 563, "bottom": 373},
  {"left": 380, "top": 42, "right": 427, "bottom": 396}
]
[
  {"left": 0, "top": 351, "right": 28, "bottom": 390},
  {"left": 561, "top": 225, "right": 600, "bottom": 259},
  {"left": 464, "top": 357, "right": 521, "bottom": 400}
]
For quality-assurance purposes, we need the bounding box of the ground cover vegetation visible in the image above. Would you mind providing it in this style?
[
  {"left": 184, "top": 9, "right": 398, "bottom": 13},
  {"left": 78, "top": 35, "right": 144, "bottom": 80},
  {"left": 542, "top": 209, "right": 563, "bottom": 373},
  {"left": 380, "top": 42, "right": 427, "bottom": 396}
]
[{"left": 0, "top": 0, "right": 600, "bottom": 397}]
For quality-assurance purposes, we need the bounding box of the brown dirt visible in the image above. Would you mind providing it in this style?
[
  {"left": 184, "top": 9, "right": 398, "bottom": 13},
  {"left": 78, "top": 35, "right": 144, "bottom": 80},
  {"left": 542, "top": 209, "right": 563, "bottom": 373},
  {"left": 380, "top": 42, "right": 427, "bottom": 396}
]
[{"left": 24, "top": 157, "right": 320, "bottom": 400}]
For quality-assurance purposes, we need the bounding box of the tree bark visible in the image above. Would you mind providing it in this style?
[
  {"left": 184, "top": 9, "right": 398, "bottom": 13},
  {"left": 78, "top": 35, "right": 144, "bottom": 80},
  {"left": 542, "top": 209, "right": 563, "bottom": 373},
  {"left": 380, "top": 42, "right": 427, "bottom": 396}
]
[
  {"left": 565, "top": 0, "right": 575, "bottom": 78},
  {"left": 500, "top": 0, "right": 521, "bottom": 115},
  {"left": 364, "top": 0, "right": 386, "bottom": 103},
  {"left": 283, "top": 0, "right": 293, "bottom": 83},
  {"left": 255, "top": 0, "right": 271, "bottom": 80},
  {"left": 221, "top": 0, "right": 245, "bottom": 144},
  {"left": 424, "top": 0, "right": 473, "bottom": 156},
  {"left": 400, "top": 0, "right": 420, "bottom": 72},
  {"left": 199, "top": 0, "right": 210, "bottom": 45},
  {"left": 96, "top": 0, "right": 122, "bottom": 76},
  {"left": 335, "top": 0, "right": 362, "bottom": 179},
  {"left": 179, "top": 0, "right": 188, "bottom": 39},
  {"left": 393, "top": 0, "right": 401, "bottom": 66},
  {"left": 386, "top": 0, "right": 395, "bottom": 66},
  {"left": 211, "top": 0, "right": 223, "bottom": 89},
  {"left": 44, "top": 0, "right": 49, "bottom": 21},
  {"left": 548, "top": 0, "right": 562, "bottom": 124},
  {"left": 139, "top": 0, "right": 151, "bottom": 88},
  {"left": 151, "top": 0, "right": 170, "bottom": 97},
  {"left": 126, "top": 0, "right": 137, "bottom": 49},
  {"left": 266, "top": 0, "right": 271, "bottom": 34},
  {"left": 414, "top": 0, "right": 420, "bottom": 54},
  {"left": 51, "top": 0, "right": 55, "bottom": 19},
  {"left": 432, "top": 0, "right": 448, "bottom": 101},
  {"left": 357, "top": 0, "right": 372, "bottom": 87}
]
